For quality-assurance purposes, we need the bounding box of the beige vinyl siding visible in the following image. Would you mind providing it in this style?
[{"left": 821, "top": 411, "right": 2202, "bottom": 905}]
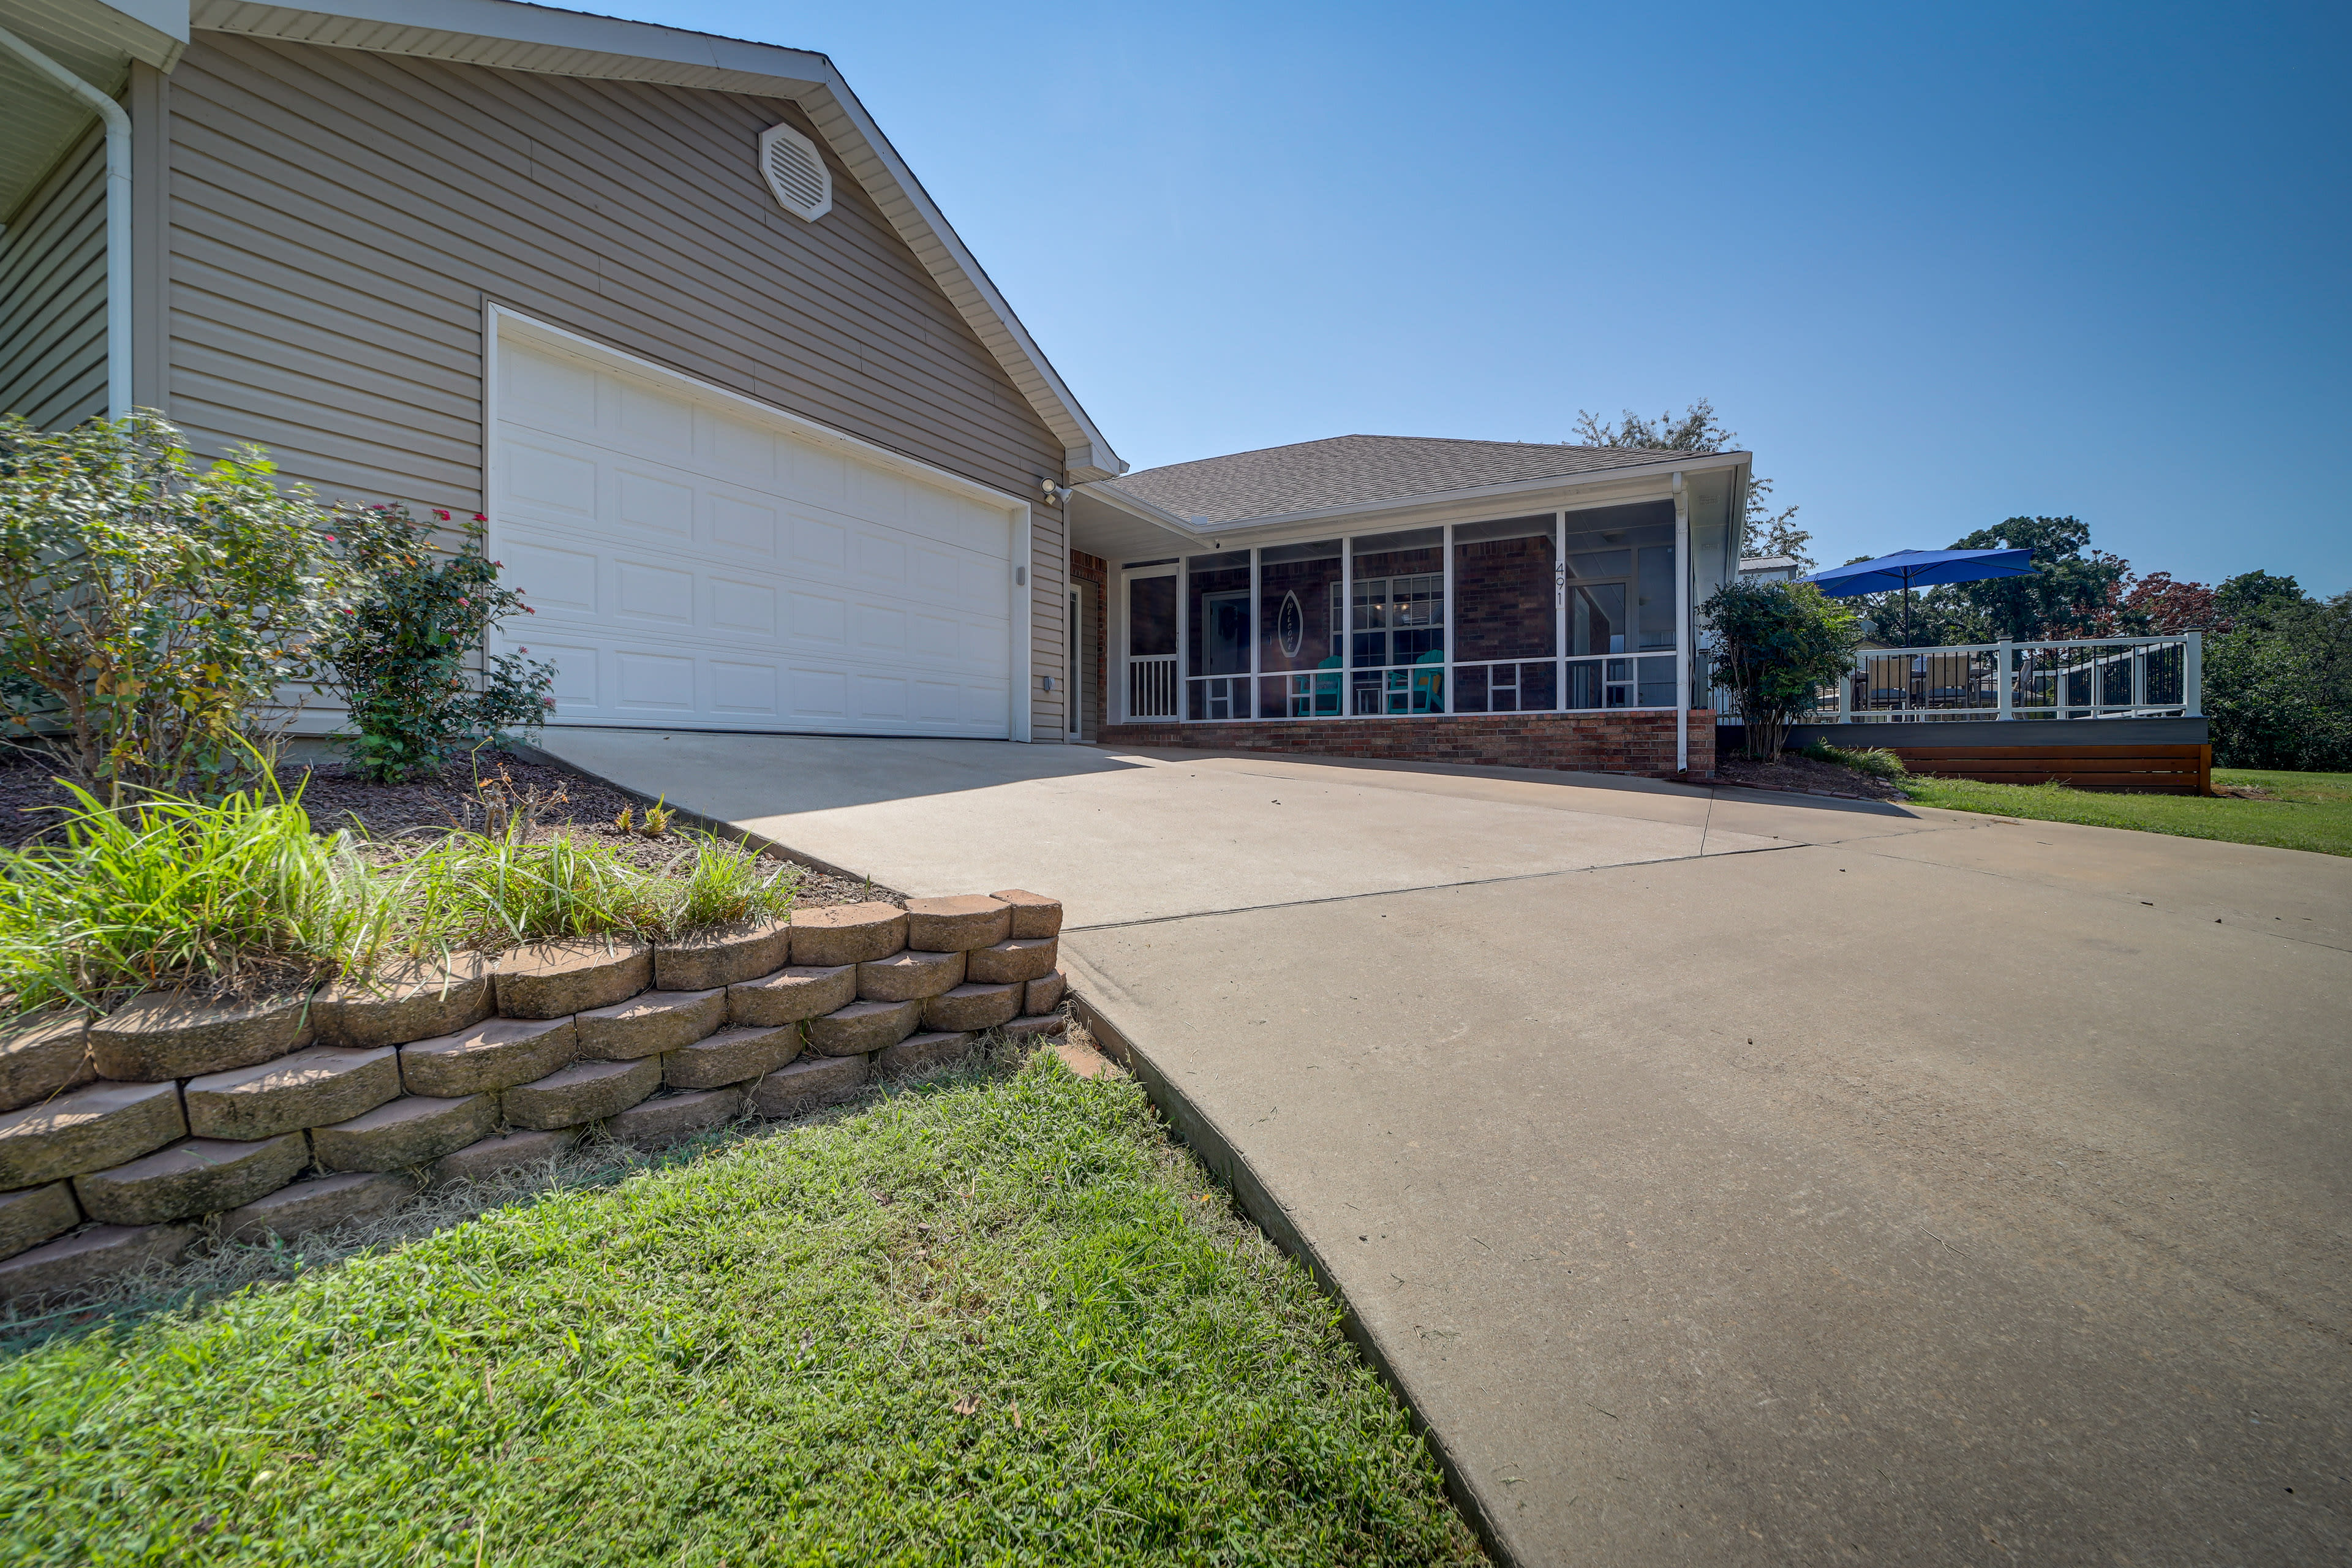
[
  {"left": 166, "top": 31, "right": 1074, "bottom": 740},
  {"left": 1, "top": 126, "right": 107, "bottom": 430}
]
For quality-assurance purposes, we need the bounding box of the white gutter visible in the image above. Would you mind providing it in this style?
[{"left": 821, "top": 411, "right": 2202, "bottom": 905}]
[{"left": 0, "top": 23, "right": 131, "bottom": 420}]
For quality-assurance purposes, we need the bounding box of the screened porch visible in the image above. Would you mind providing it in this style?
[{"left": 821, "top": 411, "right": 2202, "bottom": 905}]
[{"left": 1114, "top": 501, "right": 1706, "bottom": 726}]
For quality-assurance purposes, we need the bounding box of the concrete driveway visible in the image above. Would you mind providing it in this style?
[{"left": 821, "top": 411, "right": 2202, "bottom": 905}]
[{"left": 536, "top": 729, "right": 2352, "bottom": 1565}]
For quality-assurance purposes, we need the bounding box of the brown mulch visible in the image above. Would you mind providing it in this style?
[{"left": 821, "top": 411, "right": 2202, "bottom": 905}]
[
  {"left": 0, "top": 749, "right": 902, "bottom": 907},
  {"left": 1714, "top": 752, "right": 1911, "bottom": 802}
]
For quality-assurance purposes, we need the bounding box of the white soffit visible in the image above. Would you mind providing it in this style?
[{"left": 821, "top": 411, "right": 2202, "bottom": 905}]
[
  {"left": 187, "top": 0, "right": 1126, "bottom": 481},
  {"left": 0, "top": 0, "right": 187, "bottom": 220}
]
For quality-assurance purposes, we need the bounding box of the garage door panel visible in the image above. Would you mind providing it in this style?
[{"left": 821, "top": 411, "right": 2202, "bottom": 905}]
[
  {"left": 614, "top": 560, "right": 694, "bottom": 625},
  {"left": 507, "top": 541, "right": 599, "bottom": 615},
  {"left": 614, "top": 467, "right": 694, "bottom": 538},
  {"left": 708, "top": 494, "right": 778, "bottom": 558},
  {"left": 506, "top": 441, "right": 599, "bottom": 518},
  {"left": 710, "top": 577, "right": 778, "bottom": 637},
  {"left": 496, "top": 337, "right": 1012, "bottom": 738},
  {"left": 710, "top": 662, "right": 778, "bottom": 717}
]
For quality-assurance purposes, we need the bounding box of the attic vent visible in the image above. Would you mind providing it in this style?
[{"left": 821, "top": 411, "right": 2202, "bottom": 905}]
[{"left": 759, "top": 122, "right": 832, "bottom": 221}]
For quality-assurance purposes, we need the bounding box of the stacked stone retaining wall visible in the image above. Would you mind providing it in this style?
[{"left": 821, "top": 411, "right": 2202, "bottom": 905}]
[{"left": 0, "top": 891, "right": 1069, "bottom": 1306}]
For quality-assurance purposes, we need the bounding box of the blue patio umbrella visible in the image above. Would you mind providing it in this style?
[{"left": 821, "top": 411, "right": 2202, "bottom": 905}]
[{"left": 1803, "top": 547, "right": 2036, "bottom": 644}]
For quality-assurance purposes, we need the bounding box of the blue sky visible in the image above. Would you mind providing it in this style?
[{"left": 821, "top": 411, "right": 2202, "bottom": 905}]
[{"left": 619, "top": 1, "right": 2350, "bottom": 594}]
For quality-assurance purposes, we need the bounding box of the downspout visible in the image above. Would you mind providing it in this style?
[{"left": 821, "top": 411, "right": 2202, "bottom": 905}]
[
  {"left": 0, "top": 26, "right": 131, "bottom": 420},
  {"left": 1673, "top": 470, "right": 1689, "bottom": 777}
]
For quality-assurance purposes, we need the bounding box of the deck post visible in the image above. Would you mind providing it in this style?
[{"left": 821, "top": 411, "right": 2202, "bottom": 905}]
[
  {"left": 1997, "top": 640, "right": 2013, "bottom": 720},
  {"left": 2185, "top": 631, "right": 2202, "bottom": 717}
]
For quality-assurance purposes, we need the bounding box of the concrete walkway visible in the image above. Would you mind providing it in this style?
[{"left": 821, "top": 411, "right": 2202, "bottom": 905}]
[{"left": 535, "top": 728, "right": 2352, "bottom": 1564}]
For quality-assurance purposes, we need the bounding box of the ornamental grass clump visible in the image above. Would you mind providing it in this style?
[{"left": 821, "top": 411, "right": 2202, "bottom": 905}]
[
  {"left": 1799, "top": 737, "right": 1908, "bottom": 780},
  {"left": 662, "top": 834, "right": 801, "bottom": 933},
  {"left": 0, "top": 784, "right": 804, "bottom": 1011},
  {"left": 0, "top": 777, "right": 374, "bottom": 1013}
]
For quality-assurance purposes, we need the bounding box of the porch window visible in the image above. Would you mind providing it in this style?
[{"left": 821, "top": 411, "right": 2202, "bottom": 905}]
[
  {"left": 1452, "top": 514, "right": 1557, "bottom": 713},
  {"left": 1257, "top": 539, "right": 1343, "bottom": 718},
  {"left": 1562, "top": 518, "right": 1675, "bottom": 709},
  {"left": 1345, "top": 527, "right": 1446, "bottom": 715},
  {"left": 1185, "top": 551, "right": 1252, "bottom": 719}
]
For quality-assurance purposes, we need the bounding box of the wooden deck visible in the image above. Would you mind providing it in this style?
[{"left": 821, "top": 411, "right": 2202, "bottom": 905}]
[{"left": 1887, "top": 742, "right": 2212, "bottom": 795}]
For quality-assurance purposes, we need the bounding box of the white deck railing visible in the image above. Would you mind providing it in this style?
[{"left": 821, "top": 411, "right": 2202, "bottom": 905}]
[
  {"left": 1127, "top": 654, "right": 1178, "bottom": 720},
  {"left": 1710, "top": 633, "right": 2202, "bottom": 724}
]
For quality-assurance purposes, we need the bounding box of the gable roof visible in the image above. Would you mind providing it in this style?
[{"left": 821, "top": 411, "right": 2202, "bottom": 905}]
[
  {"left": 1099, "top": 435, "right": 1740, "bottom": 527},
  {"left": 181, "top": 0, "right": 1125, "bottom": 480}
]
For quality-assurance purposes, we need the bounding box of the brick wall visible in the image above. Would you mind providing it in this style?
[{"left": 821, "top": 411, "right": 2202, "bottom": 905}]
[{"left": 1099, "top": 710, "right": 1715, "bottom": 779}]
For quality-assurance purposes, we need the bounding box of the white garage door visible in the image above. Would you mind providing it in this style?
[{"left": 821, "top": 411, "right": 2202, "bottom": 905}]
[{"left": 489, "top": 323, "right": 1021, "bottom": 738}]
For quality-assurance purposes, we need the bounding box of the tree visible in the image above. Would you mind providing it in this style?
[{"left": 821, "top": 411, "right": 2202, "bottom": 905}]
[
  {"left": 2201, "top": 586, "right": 2351, "bottom": 771},
  {"left": 1939, "top": 516, "right": 2132, "bottom": 642},
  {"left": 2118, "top": 571, "right": 2218, "bottom": 634},
  {"left": 1701, "top": 579, "right": 1861, "bottom": 760},
  {"left": 0, "top": 413, "right": 366, "bottom": 801},
  {"left": 1571, "top": 398, "right": 1813, "bottom": 568},
  {"left": 2213, "top": 570, "right": 2304, "bottom": 624}
]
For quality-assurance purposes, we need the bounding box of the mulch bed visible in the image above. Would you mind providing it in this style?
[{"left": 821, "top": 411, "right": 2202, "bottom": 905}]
[
  {"left": 1713, "top": 752, "right": 1911, "bottom": 802},
  {"left": 0, "top": 749, "right": 900, "bottom": 907}
]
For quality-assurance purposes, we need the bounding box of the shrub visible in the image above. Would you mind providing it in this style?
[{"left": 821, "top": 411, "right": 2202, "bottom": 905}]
[
  {"left": 320, "top": 505, "right": 556, "bottom": 782},
  {"left": 0, "top": 414, "right": 364, "bottom": 800},
  {"left": 1800, "top": 737, "right": 1907, "bottom": 779},
  {"left": 1703, "top": 579, "right": 1862, "bottom": 760}
]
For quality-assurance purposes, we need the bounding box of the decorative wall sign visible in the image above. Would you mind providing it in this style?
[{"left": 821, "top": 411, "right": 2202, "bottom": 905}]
[{"left": 1276, "top": 590, "right": 1304, "bottom": 658}]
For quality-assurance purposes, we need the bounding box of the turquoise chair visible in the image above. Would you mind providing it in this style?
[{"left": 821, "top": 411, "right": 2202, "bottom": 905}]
[{"left": 1412, "top": 650, "right": 1446, "bottom": 714}]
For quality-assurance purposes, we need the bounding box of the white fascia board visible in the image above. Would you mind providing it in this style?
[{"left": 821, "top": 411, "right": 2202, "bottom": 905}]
[
  {"left": 189, "top": 2, "right": 1125, "bottom": 477},
  {"left": 1099, "top": 450, "right": 1753, "bottom": 545},
  {"left": 96, "top": 0, "right": 187, "bottom": 51}
]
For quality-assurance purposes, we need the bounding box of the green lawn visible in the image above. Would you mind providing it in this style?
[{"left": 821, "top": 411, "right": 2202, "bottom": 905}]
[
  {"left": 1897, "top": 769, "right": 2352, "bottom": 856},
  {"left": 0, "top": 1047, "right": 1480, "bottom": 1567}
]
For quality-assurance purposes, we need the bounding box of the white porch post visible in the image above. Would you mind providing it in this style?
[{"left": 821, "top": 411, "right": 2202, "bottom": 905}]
[
  {"left": 1175, "top": 555, "right": 1189, "bottom": 724},
  {"left": 1997, "top": 639, "right": 2013, "bottom": 720},
  {"left": 1441, "top": 522, "right": 1454, "bottom": 717},
  {"left": 1246, "top": 547, "right": 1261, "bottom": 720},
  {"left": 1340, "top": 536, "right": 1354, "bottom": 718},
  {"left": 1553, "top": 511, "right": 1567, "bottom": 709},
  {"left": 1673, "top": 473, "right": 1689, "bottom": 774},
  {"left": 2185, "top": 631, "right": 2203, "bottom": 718}
]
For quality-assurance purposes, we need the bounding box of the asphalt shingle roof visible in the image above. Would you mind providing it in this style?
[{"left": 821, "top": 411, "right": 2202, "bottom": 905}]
[{"left": 1100, "top": 435, "right": 1714, "bottom": 527}]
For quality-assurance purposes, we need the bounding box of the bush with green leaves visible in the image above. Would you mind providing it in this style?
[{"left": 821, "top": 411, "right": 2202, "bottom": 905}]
[
  {"left": 0, "top": 413, "right": 364, "bottom": 800},
  {"left": 1703, "top": 579, "right": 1863, "bottom": 760},
  {"left": 319, "top": 503, "right": 556, "bottom": 782}
]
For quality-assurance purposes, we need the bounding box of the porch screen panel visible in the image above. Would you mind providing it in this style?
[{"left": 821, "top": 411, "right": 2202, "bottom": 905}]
[
  {"left": 1185, "top": 551, "right": 1252, "bottom": 720},
  {"left": 1452, "top": 515, "right": 1557, "bottom": 712},
  {"left": 1346, "top": 527, "right": 1446, "bottom": 715},
  {"left": 1562, "top": 501, "right": 1677, "bottom": 709},
  {"left": 1256, "top": 539, "right": 1342, "bottom": 718}
]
